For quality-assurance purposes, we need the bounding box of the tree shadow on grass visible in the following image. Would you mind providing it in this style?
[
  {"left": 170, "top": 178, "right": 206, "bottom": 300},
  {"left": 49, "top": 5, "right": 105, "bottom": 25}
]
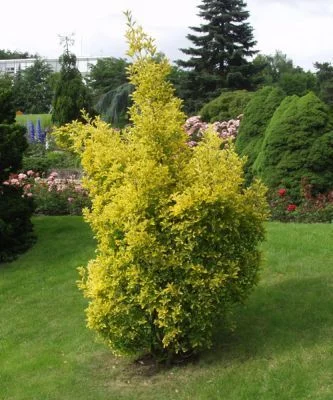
[
  {"left": 86, "top": 274, "right": 333, "bottom": 387},
  {"left": 205, "top": 275, "right": 333, "bottom": 365}
]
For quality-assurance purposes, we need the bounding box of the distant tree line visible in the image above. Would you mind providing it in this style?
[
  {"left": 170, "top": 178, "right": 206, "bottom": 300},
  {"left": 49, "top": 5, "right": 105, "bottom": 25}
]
[
  {"left": 1, "top": 0, "right": 333, "bottom": 125},
  {"left": 0, "top": 49, "right": 38, "bottom": 60}
]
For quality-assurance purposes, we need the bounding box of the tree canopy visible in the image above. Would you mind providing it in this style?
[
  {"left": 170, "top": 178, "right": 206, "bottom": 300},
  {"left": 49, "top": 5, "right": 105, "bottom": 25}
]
[
  {"left": 0, "top": 74, "right": 16, "bottom": 124},
  {"left": 251, "top": 51, "right": 317, "bottom": 96},
  {"left": 12, "top": 58, "right": 53, "bottom": 114},
  {"left": 315, "top": 62, "right": 333, "bottom": 108},
  {"left": 0, "top": 49, "right": 37, "bottom": 60},
  {"left": 87, "top": 57, "right": 131, "bottom": 126}
]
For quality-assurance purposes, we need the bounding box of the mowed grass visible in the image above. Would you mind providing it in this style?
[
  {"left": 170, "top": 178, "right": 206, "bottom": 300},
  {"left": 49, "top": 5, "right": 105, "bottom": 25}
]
[
  {"left": 0, "top": 217, "right": 332, "bottom": 400},
  {"left": 16, "top": 114, "right": 52, "bottom": 129}
]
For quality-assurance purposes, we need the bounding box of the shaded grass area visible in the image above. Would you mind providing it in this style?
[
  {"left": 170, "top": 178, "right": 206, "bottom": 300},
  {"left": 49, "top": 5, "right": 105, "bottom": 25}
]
[
  {"left": 0, "top": 218, "right": 332, "bottom": 399},
  {"left": 16, "top": 114, "right": 52, "bottom": 129}
]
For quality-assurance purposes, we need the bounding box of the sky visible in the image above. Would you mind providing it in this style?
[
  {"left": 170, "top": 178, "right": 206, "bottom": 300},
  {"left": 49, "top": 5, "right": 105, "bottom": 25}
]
[{"left": 1, "top": 0, "right": 333, "bottom": 70}]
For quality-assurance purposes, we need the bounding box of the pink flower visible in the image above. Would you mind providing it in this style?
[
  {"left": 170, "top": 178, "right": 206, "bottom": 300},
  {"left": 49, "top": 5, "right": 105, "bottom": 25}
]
[
  {"left": 27, "top": 192, "right": 33, "bottom": 198},
  {"left": 27, "top": 170, "right": 34, "bottom": 176},
  {"left": 278, "top": 188, "right": 286, "bottom": 197},
  {"left": 18, "top": 173, "right": 27, "bottom": 180},
  {"left": 3, "top": 181, "right": 9, "bottom": 185},
  {"left": 10, "top": 178, "right": 19, "bottom": 185}
]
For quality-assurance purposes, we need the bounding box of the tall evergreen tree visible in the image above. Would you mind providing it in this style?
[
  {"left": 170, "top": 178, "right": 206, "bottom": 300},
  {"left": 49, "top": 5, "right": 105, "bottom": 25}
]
[
  {"left": 52, "top": 36, "right": 92, "bottom": 126},
  {"left": 177, "top": 0, "right": 257, "bottom": 112}
]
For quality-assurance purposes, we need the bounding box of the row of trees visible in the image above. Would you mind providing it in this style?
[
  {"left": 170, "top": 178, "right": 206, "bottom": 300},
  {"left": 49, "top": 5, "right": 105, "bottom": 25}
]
[
  {"left": 0, "top": 49, "right": 37, "bottom": 60},
  {"left": 2, "top": 0, "right": 333, "bottom": 124}
]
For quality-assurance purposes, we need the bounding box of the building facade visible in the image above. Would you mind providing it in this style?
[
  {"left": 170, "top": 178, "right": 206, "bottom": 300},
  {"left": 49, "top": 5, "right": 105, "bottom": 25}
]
[{"left": 0, "top": 56, "right": 104, "bottom": 76}]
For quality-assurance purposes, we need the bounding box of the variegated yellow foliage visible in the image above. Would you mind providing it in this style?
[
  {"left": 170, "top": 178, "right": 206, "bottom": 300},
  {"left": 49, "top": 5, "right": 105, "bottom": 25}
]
[{"left": 53, "top": 13, "right": 268, "bottom": 361}]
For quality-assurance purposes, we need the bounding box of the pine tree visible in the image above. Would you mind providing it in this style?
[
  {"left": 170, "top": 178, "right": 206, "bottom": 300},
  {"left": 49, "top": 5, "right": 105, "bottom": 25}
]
[{"left": 177, "top": 0, "right": 257, "bottom": 112}]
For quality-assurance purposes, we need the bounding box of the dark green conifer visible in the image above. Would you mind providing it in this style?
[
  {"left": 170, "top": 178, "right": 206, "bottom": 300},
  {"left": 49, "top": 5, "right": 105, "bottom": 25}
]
[
  {"left": 254, "top": 92, "right": 333, "bottom": 200},
  {"left": 52, "top": 36, "right": 92, "bottom": 125},
  {"left": 235, "top": 86, "right": 285, "bottom": 182},
  {"left": 0, "top": 77, "right": 35, "bottom": 262},
  {"left": 177, "top": 0, "right": 257, "bottom": 112}
]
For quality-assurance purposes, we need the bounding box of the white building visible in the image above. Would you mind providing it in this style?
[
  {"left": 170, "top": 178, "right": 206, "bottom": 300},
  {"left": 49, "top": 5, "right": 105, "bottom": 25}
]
[{"left": 0, "top": 56, "right": 105, "bottom": 76}]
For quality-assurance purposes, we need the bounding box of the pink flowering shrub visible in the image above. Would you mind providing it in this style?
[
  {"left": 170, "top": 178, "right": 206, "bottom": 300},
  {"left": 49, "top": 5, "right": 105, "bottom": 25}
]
[
  {"left": 3, "top": 170, "right": 90, "bottom": 215},
  {"left": 184, "top": 115, "right": 242, "bottom": 147}
]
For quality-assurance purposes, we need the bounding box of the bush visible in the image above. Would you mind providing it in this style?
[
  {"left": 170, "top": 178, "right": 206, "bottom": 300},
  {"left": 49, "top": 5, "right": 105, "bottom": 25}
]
[
  {"left": 235, "top": 86, "right": 285, "bottom": 182},
  {"left": 32, "top": 172, "right": 89, "bottom": 215},
  {"left": 253, "top": 92, "right": 333, "bottom": 201},
  {"left": 22, "top": 143, "right": 81, "bottom": 175},
  {"left": 22, "top": 143, "right": 51, "bottom": 174},
  {"left": 0, "top": 184, "right": 35, "bottom": 262},
  {"left": 307, "top": 130, "right": 333, "bottom": 194},
  {"left": 54, "top": 16, "right": 268, "bottom": 362},
  {"left": 0, "top": 124, "right": 35, "bottom": 262},
  {"left": 5, "top": 170, "right": 90, "bottom": 216},
  {"left": 199, "top": 90, "right": 252, "bottom": 122}
]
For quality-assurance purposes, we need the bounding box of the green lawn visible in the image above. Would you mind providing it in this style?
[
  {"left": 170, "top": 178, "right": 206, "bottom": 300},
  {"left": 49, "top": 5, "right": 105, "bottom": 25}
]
[
  {"left": 0, "top": 217, "right": 332, "bottom": 399},
  {"left": 16, "top": 114, "right": 52, "bottom": 130}
]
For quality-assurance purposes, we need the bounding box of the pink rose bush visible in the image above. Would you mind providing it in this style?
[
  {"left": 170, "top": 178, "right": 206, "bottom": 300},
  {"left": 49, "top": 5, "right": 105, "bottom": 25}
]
[{"left": 3, "top": 170, "right": 90, "bottom": 215}]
